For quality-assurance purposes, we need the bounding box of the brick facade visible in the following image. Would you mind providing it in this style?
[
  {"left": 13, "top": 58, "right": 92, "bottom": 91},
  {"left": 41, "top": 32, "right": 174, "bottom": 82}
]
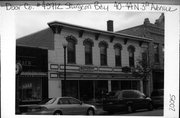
[{"left": 117, "top": 13, "right": 164, "bottom": 94}]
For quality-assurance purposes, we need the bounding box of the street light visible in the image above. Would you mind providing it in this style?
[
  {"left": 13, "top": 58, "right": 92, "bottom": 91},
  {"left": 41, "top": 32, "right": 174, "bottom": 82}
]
[{"left": 62, "top": 39, "right": 68, "bottom": 96}]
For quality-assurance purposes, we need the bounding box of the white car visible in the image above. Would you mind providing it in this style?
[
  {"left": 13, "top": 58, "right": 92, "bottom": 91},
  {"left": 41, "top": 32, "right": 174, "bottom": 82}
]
[{"left": 21, "top": 97, "right": 97, "bottom": 115}]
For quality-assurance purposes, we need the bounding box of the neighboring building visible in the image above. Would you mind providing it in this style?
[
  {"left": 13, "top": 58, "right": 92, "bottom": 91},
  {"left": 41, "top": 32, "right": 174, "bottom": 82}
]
[
  {"left": 17, "top": 20, "right": 152, "bottom": 102},
  {"left": 117, "top": 13, "right": 164, "bottom": 94},
  {"left": 16, "top": 46, "right": 48, "bottom": 104}
]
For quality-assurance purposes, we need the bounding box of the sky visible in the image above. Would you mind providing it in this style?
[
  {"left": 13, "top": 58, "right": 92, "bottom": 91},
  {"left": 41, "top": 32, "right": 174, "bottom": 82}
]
[{"left": 15, "top": 11, "right": 162, "bottom": 39}]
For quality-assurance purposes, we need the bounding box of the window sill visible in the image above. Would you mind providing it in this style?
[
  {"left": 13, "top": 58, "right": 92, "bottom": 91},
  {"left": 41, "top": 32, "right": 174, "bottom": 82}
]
[
  {"left": 67, "top": 63, "right": 76, "bottom": 65},
  {"left": 85, "top": 64, "right": 94, "bottom": 66},
  {"left": 100, "top": 65, "right": 108, "bottom": 67},
  {"left": 115, "top": 66, "right": 122, "bottom": 67}
]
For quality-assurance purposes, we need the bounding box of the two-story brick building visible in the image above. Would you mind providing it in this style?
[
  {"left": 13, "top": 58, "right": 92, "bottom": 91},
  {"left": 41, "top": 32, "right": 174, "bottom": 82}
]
[
  {"left": 117, "top": 13, "right": 164, "bottom": 93},
  {"left": 17, "top": 20, "right": 152, "bottom": 102}
]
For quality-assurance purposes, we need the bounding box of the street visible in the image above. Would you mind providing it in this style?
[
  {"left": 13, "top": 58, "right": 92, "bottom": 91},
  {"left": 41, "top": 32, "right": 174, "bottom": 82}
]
[{"left": 97, "top": 108, "right": 163, "bottom": 116}]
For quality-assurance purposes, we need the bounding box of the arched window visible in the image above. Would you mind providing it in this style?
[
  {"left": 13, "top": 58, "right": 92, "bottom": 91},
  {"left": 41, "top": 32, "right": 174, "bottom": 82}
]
[
  {"left": 114, "top": 44, "right": 122, "bottom": 66},
  {"left": 66, "top": 36, "right": 77, "bottom": 64},
  {"left": 83, "top": 39, "right": 94, "bottom": 65},
  {"left": 99, "top": 41, "right": 108, "bottom": 66},
  {"left": 154, "top": 43, "right": 159, "bottom": 63},
  {"left": 128, "top": 45, "right": 135, "bottom": 67}
]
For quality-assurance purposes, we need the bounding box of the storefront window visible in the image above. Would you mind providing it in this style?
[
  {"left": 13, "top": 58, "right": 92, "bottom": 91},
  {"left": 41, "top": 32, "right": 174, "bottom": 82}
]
[
  {"left": 95, "top": 81, "right": 108, "bottom": 100},
  {"left": 62, "top": 80, "right": 78, "bottom": 98},
  {"left": 20, "top": 78, "right": 42, "bottom": 101}
]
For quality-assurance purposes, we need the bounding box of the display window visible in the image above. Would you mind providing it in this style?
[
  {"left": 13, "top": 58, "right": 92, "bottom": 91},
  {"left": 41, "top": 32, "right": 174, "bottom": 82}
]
[{"left": 20, "top": 77, "right": 42, "bottom": 102}]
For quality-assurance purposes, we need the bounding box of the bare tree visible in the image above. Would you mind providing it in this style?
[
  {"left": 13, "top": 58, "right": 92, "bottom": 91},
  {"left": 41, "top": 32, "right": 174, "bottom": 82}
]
[{"left": 132, "top": 56, "right": 152, "bottom": 95}]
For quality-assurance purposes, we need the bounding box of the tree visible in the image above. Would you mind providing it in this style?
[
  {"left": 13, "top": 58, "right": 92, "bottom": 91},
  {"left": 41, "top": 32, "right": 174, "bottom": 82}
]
[{"left": 132, "top": 57, "right": 152, "bottom": 95}]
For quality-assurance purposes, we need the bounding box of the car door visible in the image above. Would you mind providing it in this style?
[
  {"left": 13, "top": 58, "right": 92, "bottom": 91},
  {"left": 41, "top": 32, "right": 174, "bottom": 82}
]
[
  {"left": 133, "top": 91, "right": 148, "bottom": 109},
  {"left": 123, "top": 90, "right": 143, "bottom": 110},
  {"left": 57, "top": 98, "right": 73, "bottom": 115},
  {"left": 68, "top": 97, "right": 86, "bottom": 115}
]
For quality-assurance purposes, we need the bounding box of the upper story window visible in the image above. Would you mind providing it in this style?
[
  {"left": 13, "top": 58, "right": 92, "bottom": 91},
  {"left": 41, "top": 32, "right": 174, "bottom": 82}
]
[
  {"left": 162, "top": 44, "right": 164, "bottom": 60},
  {"left": 114, "top": 43, "right": 122, "bottom": 67},
  {"left": 66, "top": 36, "right": 77, "bottom": 64},
  {"left": 99, "top": 41, "right": 108, "bottom": 66},
  {"left": 128, "top": 45, "right": 135, "bottom": 67},
  {"left": 83, "top": 39, "right": 94, "bottom": 65},
  {"left": 154, "top": 43, "right": 159, "bottom": 63},
  {"left": 142, "top": 47, "right": 148, "bottom": 68}
]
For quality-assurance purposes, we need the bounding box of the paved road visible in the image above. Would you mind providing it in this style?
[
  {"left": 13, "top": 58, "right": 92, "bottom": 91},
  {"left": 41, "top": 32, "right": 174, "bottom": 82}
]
[{"left": 97, "top": 108, "right": 163, "bottom": 116}]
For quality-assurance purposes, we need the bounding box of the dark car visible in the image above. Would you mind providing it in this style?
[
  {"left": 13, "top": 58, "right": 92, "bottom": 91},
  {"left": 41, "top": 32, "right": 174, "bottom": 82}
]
[
  {"left": 103, "top": 90, "right": 153, "bottom": 113},
  {"left": 151, "top": 89, "right": 164, "bottom": 108},
  {"left": 20, "top": 97, "right": 97, "bottom": 115}
]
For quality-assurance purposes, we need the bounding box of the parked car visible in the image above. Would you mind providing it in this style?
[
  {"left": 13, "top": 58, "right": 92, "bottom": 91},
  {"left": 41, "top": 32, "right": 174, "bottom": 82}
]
[
  {"left": 21, "top": 97, "right": 97, "bottom": 115},
  {"left": 151, "top": 89, "right": 164, "bottom": 108},
  {"left": 103, "top": 90, "right": 153, "bottom": 113}
]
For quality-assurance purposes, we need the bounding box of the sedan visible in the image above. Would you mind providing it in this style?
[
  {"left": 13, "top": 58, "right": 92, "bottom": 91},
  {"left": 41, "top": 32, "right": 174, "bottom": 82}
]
[
  {"left": 103, "top": 90, "right": 153, "bottom": 113},
  {"left": 22, "top": 97, "right": 97, "bottom": 115}
]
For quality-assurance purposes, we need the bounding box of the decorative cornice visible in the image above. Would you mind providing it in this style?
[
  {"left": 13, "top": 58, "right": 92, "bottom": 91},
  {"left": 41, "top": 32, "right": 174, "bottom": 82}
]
[
  {"left": 127, "top": 45, "right": 135, "bottom": 52},
  {"left": 114, "top": 43, "right": 122, "bottom": 50},
  {"left": 98, "top": 40, "right": 108, "bottom": 48},
  {"left": 65, "top": 35, "right": 78, "bottom": 44},
  {"left": 83, "top": 38, "right": 94, "bottom": 47}
]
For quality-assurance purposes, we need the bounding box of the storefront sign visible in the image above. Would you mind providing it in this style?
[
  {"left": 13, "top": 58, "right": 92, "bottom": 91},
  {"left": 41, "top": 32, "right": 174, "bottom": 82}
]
[
  {"left": 81, "top": 66, "right": 94, "bottom": 72},
  {"left": 60, "top": 65, "right": 80, "bottom": 70},
  {"left": 99, "top": 67, "right": 112, "bottom": 72},
  {"left": 16, "top": 46, "right": 48, "bottom": 72},
  {"left": 113, "top": 68, "right": 122, "bottom": 72},
  {"left": 50, "top": 73, "right": 58, "bottom": 78},
  {"left": 50, "top": 64, "right": 59, "bottom": 70}
]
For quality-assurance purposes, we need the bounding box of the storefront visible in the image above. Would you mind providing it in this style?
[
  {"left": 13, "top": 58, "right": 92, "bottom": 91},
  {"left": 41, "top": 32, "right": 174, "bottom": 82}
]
[
  {"left": 62, "top": 79, "right": 141, "bottom": 102},
  {"left": 16, "top": 46, "right": 48, "bottom": 104},
  {"left": 50, "top": 64, "right": 143, "bottom": 102}
]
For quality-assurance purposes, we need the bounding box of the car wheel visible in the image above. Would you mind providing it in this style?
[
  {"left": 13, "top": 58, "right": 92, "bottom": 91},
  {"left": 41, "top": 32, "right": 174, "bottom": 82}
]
[
  {"left": 148, "top": 103, "right": 153, "bottom": 111},
  {"left": 87, "top": 108, "right": 95, "bottom": 115},
  {"left": 54, "top": 111, "right": 62, "bottom": 115},
  {"left": 127, "top": 105, "right": 134, "bottom": 113}
]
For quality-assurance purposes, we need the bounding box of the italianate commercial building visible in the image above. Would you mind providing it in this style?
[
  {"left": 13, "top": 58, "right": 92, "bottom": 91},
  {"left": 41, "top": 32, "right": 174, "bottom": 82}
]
[{"left": 17, "top": 19, "right": 152, "bottom": 103}]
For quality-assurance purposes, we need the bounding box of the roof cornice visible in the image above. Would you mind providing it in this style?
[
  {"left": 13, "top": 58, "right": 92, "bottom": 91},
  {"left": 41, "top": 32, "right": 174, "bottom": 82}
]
[{"left": 48, "top": 21, "right": 152, "bottom": 42}]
